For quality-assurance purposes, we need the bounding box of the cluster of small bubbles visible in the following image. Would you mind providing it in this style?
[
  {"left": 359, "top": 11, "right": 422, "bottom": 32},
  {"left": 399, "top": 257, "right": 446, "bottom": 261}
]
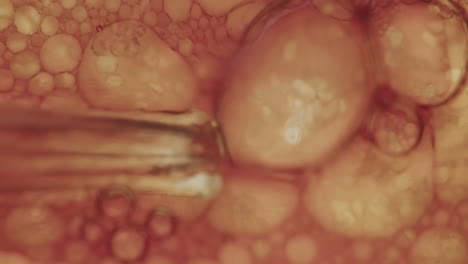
[{"left": 67, "top": 186, "right": 181, "bottom": 263}]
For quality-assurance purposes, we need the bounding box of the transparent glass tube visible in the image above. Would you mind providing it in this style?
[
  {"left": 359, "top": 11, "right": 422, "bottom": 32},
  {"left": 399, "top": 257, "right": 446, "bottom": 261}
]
[{"left": 0, "top": 106, "right": 225, "bottom": 198}]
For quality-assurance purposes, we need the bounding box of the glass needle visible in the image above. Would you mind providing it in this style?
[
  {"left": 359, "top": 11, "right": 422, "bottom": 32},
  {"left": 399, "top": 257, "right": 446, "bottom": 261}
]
[{"left": 0, "top": 105, "right": 225, "bottom": 198}]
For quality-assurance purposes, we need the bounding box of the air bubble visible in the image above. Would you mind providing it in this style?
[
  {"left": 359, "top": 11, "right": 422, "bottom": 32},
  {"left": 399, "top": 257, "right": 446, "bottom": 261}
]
[
  {"left": 0, "top": 251, "right": 30, "bottom": 264},
  {"left": 111, "top": 227, "right": 147, "bottom": 261},
  {"left": 239, "top": 0, "right": 297, "bottom": 44},
  {"left": 100, "top": 257, "right": 121, "bottom": 264},
  {"left": 428, "top": 1, "right": 455, "bottom": 19},
  {"left": 64, "top": 240, "right": 90, "bottom": 263},
  {"left": 147, "top": 207, "right": 177, "bottom": 239},
  {"left": 97, "top": 186, "right": 135, "bottom": 219},
  {"left": 5, "top": 206, "right": 65, "bottom": 247},
  {"left": 366, "top": 103, "right": 422, "bottom": 156},
  {"left": 82, "top": 221, "right": 105, "bottom": 243}
]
